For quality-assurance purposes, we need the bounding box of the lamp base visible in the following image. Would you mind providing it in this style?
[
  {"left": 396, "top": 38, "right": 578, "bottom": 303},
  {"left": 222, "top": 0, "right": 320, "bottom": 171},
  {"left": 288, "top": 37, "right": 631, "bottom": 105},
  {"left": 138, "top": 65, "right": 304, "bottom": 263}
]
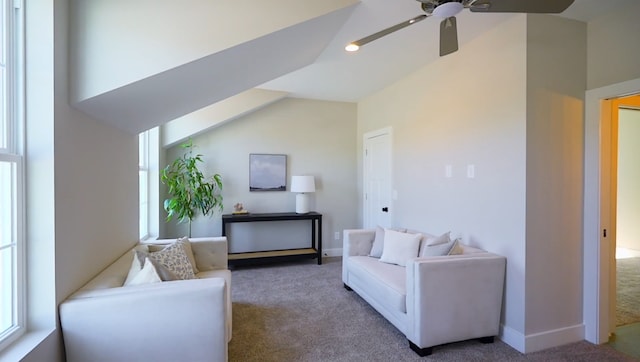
[{"left": 296, "top": 193, "right": 310, "bottom": 214}]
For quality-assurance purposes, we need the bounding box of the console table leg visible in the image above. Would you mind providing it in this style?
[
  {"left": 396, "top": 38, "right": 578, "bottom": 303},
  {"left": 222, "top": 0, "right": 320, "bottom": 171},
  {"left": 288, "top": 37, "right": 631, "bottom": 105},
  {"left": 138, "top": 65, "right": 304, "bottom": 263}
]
[{"left": 317, "top": 218, "right": 322, "bottom": 265}]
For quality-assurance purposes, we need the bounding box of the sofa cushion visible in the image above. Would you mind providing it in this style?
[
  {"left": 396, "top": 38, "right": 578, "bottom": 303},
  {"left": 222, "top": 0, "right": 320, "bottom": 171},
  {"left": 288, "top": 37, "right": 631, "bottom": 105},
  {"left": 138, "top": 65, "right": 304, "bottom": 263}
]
[
  {"left": 348, "top": 256, "right": 407, "bottom": 313},
  {"left": 380, "top": 229, "right": 422, "bottom": 266},
  {"left": 196, "top": 269, "right": 231, "bottom": 286}
]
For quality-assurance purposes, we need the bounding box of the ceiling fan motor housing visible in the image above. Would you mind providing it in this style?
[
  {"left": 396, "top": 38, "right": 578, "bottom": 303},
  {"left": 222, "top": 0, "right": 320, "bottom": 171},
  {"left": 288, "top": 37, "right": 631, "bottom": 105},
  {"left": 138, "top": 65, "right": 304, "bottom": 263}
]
[{"left": 432, "top": 1, "right": 464, "bottom": 18}]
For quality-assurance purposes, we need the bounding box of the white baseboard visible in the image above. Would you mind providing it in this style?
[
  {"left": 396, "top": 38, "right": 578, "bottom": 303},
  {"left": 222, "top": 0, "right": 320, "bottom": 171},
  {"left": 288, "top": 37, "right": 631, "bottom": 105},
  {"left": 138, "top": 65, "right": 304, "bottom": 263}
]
[
  {"left": 500, "top": 323, "right": 585, "bottom": 354},
  {"left": 500, "top": 324, "right": 525, "bottom": 353},
  {"left": 524, "top": 324, "right": 585, "bottom": 353},
  {"left": 322, "top": 248, "right": 342, "bottom": 257}
]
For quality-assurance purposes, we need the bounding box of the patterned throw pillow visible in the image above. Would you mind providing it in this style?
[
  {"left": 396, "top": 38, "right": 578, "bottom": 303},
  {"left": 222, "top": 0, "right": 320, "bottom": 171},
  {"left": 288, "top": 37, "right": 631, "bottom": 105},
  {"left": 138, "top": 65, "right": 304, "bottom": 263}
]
[
  {"left": 135, "top": 250, "right": 178, "bottom": 281},
  {"left": 177, "top": 237, "right": 199, "bottom": 274},
  {"left": 148, "top": 241, "right": 196, "bottom": 280}
]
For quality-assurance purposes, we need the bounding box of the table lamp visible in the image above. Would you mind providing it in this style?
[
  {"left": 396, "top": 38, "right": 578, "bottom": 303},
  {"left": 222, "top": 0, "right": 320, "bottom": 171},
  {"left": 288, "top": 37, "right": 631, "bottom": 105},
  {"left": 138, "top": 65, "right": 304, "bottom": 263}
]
[{"left": 291, "top": 175, "right": 315, "bottom": 213}]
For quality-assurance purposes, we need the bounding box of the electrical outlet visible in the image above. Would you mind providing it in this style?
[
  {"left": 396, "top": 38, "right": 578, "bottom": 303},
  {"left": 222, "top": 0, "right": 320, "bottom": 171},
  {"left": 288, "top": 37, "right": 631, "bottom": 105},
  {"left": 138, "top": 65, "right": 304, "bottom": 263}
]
[{"left": 334, "top": 232, "right": 340, "bottom": 240}]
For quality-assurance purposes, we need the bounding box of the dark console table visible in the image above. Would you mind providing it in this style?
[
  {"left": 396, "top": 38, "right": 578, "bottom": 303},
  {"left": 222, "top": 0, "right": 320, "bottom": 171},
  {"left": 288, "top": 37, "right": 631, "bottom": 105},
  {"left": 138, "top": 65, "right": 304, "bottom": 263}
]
[{"left": 221, "top": 212, "right": 322, "bottom": 266}]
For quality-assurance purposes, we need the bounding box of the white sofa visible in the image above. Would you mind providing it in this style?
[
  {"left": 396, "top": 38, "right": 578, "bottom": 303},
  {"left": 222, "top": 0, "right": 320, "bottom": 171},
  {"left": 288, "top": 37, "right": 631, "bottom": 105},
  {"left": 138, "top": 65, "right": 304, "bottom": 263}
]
[
  {"left": 59, "top": 237, "right": 232, "bottom": 362},
  {"left": 342, "top": 228, "right": 506, "bottom": 356}
]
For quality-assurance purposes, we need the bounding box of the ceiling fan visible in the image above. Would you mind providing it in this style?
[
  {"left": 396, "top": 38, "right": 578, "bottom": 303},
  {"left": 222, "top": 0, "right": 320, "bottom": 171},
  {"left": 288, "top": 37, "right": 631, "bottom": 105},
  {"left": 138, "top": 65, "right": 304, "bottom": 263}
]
[{"left": 345, "top": 0, "right": 575, "bottom": 56}]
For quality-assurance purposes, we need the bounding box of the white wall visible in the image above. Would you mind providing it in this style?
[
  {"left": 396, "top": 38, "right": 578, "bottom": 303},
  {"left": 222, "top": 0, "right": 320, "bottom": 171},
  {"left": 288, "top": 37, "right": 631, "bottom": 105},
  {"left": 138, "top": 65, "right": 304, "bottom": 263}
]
[
  {"left": 587, "top": 1, "right": 640, "bottom": 90},
  {"left": 358, "top": 15, "right": 529, "bottom": 341},
  {"left": 162, "top": 98, "right": 358, "bottom": 254},
  {"left": 524, "top": 14, "right": 586, "bottom": 343},
  {"left": 617, "top": 108, "right": 640, "bottom": 251},
  {"left": 18, "top": 1, "right": 140, "bottom": 360},
  {"left": 68, "top": 0, "right": 357, "bottom": 101},
  {"left": 53, "top": 1, "right": 139, "bottom": 308},
  {"left": 358, "top": 13, "right": 588, "bottom": 353}
]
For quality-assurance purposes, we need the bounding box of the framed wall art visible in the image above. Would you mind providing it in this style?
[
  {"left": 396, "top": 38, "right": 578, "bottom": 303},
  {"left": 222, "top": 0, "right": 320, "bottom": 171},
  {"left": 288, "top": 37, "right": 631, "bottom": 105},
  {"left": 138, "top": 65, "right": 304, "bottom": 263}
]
[{"left": 249, "top": 154, "right": 287, "bottom": 191}]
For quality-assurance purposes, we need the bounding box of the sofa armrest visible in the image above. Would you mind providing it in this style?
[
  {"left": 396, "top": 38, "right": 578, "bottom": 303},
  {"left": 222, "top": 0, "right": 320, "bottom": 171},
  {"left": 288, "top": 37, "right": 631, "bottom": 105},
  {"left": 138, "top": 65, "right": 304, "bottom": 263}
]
[
  {"left": 405, "top": 253, "right": 506, "bottom": 349},
  {"left": 342, "top": 229, "right": 375, "bottom": 258},
  {"left": 60, "top": 278, "right": 228, "bottom": 362},
  {"left": 342, "top": 229, "right": 375, "bottom": 285}
]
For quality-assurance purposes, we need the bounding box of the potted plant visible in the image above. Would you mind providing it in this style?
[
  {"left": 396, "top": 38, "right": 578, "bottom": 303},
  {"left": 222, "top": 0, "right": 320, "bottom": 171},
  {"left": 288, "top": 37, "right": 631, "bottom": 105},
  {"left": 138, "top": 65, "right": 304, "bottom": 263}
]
[{"left": 161, "top": 139, "right": 223, "bottom": 237}]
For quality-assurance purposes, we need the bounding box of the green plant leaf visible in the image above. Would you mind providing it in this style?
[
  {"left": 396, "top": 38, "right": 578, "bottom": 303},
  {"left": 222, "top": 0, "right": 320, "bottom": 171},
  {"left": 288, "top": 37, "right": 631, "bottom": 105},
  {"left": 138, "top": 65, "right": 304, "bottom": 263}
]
[{"left": 160, "top": 138, "right": 224, "bottom": 232}]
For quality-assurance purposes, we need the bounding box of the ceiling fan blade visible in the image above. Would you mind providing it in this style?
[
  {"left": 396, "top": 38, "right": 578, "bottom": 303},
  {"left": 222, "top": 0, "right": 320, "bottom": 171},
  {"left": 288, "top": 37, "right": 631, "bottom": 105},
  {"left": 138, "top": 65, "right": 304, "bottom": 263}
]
[
  {"left": 469, "top": 0, "right": 575, "bottom": 13},
  {"left": 346, "top": 14, "right": 427, "bottom": 51},
  {"left": 440, "top": 17, "right": 458, "bottom": 56}
]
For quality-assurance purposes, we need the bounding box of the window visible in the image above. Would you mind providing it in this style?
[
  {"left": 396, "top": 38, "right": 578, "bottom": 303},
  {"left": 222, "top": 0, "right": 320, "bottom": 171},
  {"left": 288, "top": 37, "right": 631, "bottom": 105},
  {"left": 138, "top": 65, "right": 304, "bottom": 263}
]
[
  {"left": 0, "top": 0, "right": 24, "bottom": 350},
  {"left": 139, "top": 127, "right": 160, "bottom": 241},
  {"left": 139, "top": 130, "right": 149, "bottom": 240}
]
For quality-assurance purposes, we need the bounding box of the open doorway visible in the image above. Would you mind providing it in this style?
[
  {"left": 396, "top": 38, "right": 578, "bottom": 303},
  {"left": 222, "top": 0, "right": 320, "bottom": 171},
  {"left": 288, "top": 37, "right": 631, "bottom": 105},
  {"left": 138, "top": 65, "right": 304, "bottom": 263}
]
[
  {"left": 583, "top": 78, "right": 640, "bottom": 346},
  {"left": 608, "top": 97, "right": 640, "bottom": 358},
  {"left": 610, "top": 96, "right": 640, "bottom": 325}
]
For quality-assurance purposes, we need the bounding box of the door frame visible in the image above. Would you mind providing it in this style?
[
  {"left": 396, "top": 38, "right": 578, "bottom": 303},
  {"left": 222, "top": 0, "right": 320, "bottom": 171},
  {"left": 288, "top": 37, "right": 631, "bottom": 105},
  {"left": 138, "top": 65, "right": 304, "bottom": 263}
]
[
  {"left": 362, "top": 127, "right": 393, "bottom": 229},
  {"left": 584, "top": 77, "right": 640, "bottom": 343}
]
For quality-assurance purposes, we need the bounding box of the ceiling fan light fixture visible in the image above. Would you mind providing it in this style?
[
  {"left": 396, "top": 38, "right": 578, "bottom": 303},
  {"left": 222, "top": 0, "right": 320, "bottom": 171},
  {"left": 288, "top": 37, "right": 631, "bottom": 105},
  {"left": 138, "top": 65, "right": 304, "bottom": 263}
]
[
  {"left": 433, "top": 2, "right": 464, "bottom": 18},
  {"left": 345, "top": 43, "right": 360, "bottom": 52}
]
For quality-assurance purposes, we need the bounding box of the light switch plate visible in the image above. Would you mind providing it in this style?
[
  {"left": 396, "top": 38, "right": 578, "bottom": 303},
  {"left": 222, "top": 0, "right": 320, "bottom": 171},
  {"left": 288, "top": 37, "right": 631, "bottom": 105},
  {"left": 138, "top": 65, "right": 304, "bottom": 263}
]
[{"left": 467, "top": 164, "right": 475, "bottom": 178}]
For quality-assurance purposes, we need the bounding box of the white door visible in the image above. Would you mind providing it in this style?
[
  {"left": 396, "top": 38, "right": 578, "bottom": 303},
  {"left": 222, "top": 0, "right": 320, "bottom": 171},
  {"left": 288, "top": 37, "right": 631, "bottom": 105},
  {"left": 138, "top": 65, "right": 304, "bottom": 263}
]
[{"left": 363, "top": 128, "right": 392, "bottom": 229}]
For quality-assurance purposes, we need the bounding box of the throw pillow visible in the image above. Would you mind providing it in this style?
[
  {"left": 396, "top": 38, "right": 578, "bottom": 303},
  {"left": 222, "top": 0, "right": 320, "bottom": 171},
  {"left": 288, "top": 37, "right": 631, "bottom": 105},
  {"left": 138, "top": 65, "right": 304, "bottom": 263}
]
[
  {"left": 420, "top": 239, "right": 462, "bottom": 258},
  {"left": 124, "top": 249, "right": 144, "bottom": 285},
  {"left": 449, "top": 239, "right": 464, "bottom": 255},
  {"left": 124, "top": 257, "right": 161, "bottom": 286},
  {"left": 379, "top": 228, "right": 422, "bottom": 266},
  {"left": 419, "top": 238, "right": 458, "bottom": 257},
  {"left": 369, "top": 226, "right": 409, "bottom": 258},
  {"left": 369, "top": 226, "right": 385, "bottom": 258},
  {"left": 423, "top": 231, "right": 451, "bottom": 246},
  {"left": 177, "top": 236, "right": 200, "bottom": 274},
  {"left": 135, "top": 250, "right": 178, "bottom": 281},
  {"left": 149, "top": 241, "right": 196, "bottom": 280}
]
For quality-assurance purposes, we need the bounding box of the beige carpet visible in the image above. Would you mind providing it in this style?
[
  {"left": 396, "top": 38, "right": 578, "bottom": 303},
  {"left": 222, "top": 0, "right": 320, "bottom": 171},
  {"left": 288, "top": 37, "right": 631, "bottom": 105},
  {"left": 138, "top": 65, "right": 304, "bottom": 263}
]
[
  {"left": 229, "top": 257, "right": 635, "bottom": 361},
  {"left": 617, "top": 257, "right": 640, "bottom": 327}
]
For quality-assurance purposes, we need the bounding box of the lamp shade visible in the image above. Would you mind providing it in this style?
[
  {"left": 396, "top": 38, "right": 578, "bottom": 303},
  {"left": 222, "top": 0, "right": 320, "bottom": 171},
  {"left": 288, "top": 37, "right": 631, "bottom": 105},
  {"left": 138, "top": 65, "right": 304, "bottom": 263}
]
[{"left": 290, "top": 175, "right": 315, "bottom": 193}]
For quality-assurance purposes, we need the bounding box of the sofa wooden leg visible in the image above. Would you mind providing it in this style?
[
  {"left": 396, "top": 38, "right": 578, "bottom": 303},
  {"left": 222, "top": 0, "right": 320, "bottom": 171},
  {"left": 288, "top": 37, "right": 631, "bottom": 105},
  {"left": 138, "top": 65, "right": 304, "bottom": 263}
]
[
  {"left": 409, "top": 341, "right": 433, "bottom": 357},
  {"left": 343, "top": 283, "right": 352, "bottom": 291},
  {"left": 478, "top": 336, "right": 495, "bottom": 344}
]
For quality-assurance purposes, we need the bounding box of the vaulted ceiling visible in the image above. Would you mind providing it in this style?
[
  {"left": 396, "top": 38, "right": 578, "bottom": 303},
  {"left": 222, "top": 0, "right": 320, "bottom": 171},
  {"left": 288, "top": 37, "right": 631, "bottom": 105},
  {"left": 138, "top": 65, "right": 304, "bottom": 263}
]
[{"left": 68, "top": 0, "right": 635, "bottom": 139}]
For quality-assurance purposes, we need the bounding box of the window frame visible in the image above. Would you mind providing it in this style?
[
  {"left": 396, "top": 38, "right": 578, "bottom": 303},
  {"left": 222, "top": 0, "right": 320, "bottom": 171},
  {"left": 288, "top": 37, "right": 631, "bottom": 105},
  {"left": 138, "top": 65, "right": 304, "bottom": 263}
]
[
  {"left": 0, "top": 0, "right": 25, "bottom": 351},
  {"left": 139, "top": 130, "right": 150, "bottom": 240}
]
